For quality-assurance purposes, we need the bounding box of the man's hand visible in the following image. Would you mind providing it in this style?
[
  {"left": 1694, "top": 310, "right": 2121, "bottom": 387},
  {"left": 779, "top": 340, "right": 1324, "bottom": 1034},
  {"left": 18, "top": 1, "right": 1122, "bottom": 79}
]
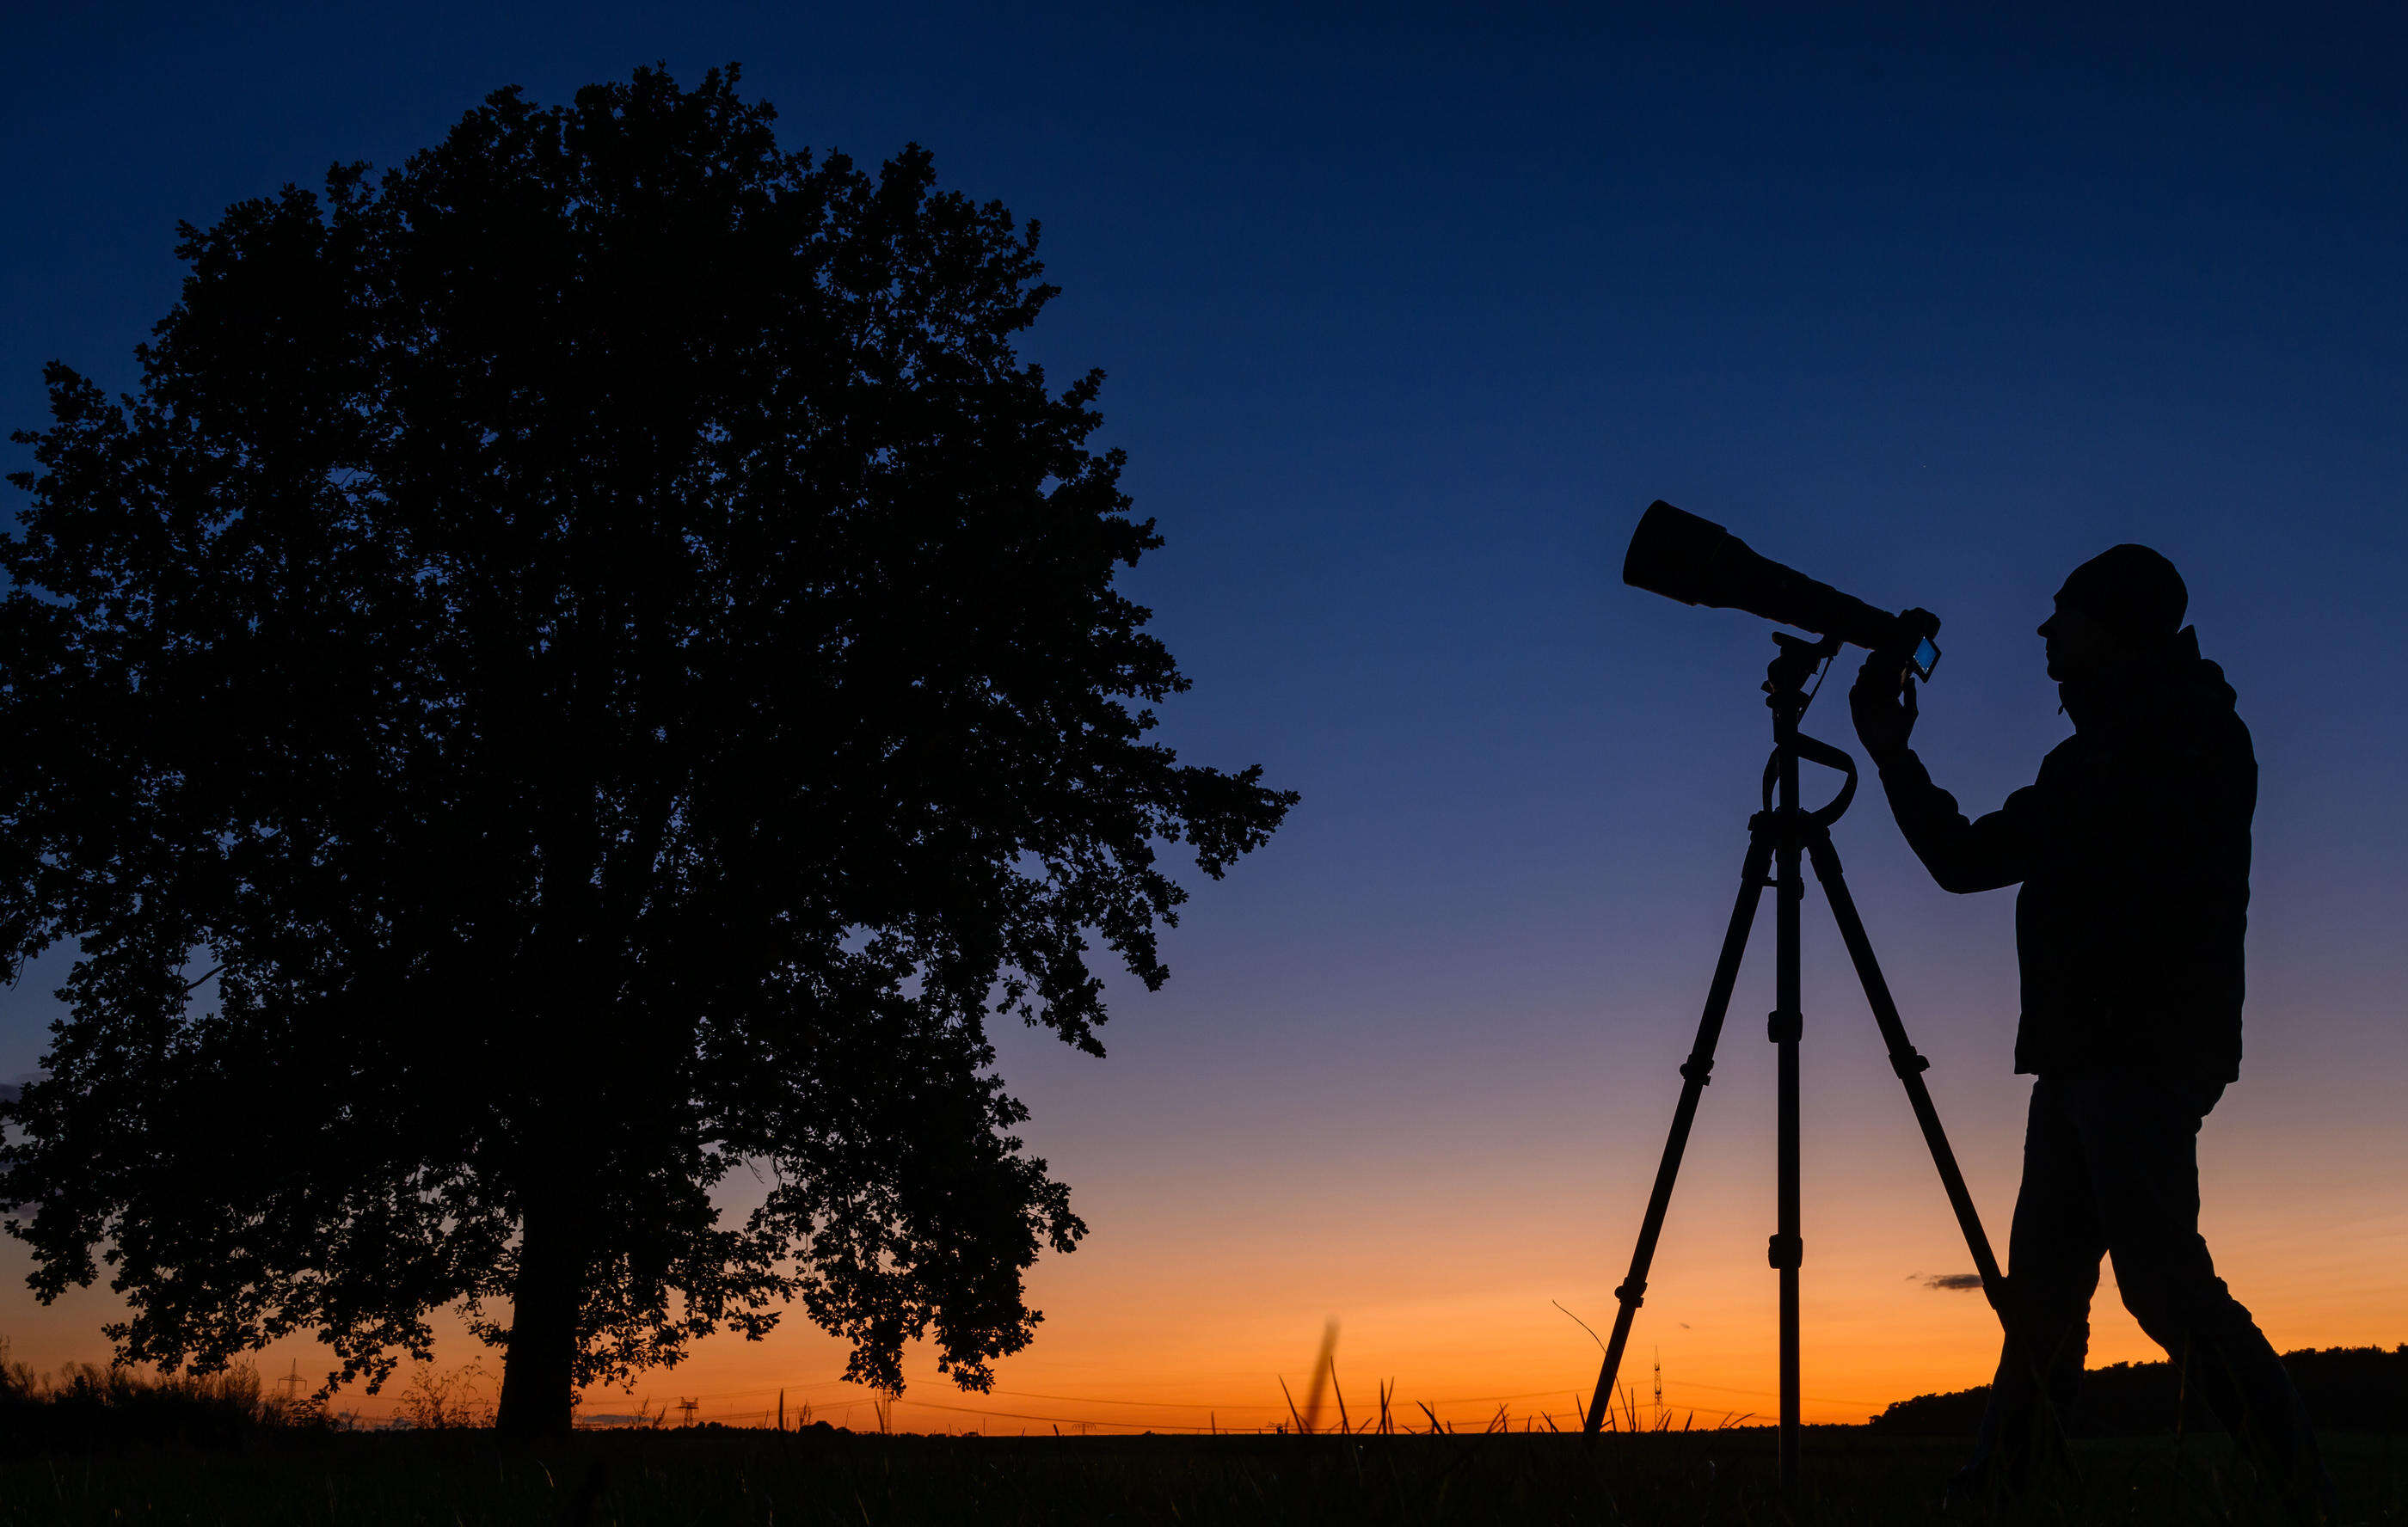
[{"left": 1849, "top": 651, "right": 1918, "bottom": 763}]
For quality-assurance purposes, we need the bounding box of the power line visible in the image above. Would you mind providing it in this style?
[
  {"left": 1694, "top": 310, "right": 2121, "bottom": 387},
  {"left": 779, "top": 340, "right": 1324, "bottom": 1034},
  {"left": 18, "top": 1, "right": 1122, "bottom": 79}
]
[
  {"left": 1657, "top": 1377, "right": 1886, "bottom": 1408},
  {"left": 603, "top": 1376, "right": 1876, "bottom": 1426}
]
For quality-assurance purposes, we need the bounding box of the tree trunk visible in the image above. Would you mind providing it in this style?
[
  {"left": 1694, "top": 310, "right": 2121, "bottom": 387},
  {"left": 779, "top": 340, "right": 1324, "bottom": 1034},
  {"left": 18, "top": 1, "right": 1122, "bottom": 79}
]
[{"left": 494, "top": 1191, "right": 588, "bottom": 1438}]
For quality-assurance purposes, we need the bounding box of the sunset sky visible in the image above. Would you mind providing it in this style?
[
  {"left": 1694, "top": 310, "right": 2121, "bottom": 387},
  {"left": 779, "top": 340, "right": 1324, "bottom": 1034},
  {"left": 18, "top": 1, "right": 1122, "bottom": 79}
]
[{"left": 4, "top": 2, "right": 2405, "bottom": 1432}]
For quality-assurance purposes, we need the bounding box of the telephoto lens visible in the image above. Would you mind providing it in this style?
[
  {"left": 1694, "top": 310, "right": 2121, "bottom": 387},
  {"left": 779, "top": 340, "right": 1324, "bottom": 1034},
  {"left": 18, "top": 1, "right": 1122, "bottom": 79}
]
[{"left": 1623, "top": 500, "right": 1938, "bottom": 657}]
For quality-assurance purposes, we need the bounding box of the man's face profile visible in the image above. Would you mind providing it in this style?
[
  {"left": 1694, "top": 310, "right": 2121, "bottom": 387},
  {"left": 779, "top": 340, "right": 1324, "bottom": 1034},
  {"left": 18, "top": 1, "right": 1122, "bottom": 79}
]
[
  {"left": 2037, "top": 599, "right": 2125, "bottom": 683},
  {"left": 2037, "top": 544, "right": 2185, "bottom": 684}
]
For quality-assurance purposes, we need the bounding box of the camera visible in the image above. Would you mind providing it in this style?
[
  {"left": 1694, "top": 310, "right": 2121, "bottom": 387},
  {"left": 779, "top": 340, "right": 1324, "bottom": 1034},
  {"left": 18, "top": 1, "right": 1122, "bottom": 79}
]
[{"left": 1624, "top": 500, "right": 1940, "bottom": 679}]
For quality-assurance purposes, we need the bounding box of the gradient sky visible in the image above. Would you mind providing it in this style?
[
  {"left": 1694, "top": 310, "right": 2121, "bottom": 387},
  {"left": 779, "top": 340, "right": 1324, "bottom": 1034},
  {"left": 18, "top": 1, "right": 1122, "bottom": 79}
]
[{"left": 4, "top": 2, "right": 2405, "bottom": 1432}]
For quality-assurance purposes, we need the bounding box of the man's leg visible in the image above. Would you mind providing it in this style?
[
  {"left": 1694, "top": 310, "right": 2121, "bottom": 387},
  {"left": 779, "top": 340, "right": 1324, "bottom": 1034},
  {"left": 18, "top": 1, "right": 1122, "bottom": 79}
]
[
  {"left": 2063, "top": 1069, "right": 2333, "bottom": 1512},
  {"left": 1959, "top": 1076, "right": 2104, "bottom": 1493}
]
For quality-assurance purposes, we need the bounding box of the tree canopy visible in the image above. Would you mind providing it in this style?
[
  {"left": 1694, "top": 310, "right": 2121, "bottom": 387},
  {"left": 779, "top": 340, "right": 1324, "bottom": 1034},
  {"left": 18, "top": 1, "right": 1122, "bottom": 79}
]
[{"left": 0, "top": 64, "right": 1293, "bottom": 1434}]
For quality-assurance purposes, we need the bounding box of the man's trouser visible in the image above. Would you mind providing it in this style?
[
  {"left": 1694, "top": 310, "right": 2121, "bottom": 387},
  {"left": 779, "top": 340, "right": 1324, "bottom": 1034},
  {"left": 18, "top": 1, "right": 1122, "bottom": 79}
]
[{"left": 1963, "top": 1068, "right": 2329, "bottom": 1500}]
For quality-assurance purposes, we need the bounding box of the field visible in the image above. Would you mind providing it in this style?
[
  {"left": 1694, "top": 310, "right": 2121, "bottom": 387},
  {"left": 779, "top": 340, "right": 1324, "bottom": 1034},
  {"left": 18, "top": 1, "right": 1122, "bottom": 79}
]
[{"left": 2, "top": 1426, "right": 2403, "bottom": 1525}]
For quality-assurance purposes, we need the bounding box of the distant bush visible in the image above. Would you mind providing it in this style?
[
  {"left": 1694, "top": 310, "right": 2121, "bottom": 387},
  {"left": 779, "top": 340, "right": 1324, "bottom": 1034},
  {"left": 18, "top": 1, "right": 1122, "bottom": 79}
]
[
  {"left": 1869, "top": 1345, "right": 2408, "bottom": 1438},
  {"left": 390, "top": 1363, "right": 497, "bottom": 1431},
  {"left": 0, "top": 1337, "right": 335, "bottom": 1453}
]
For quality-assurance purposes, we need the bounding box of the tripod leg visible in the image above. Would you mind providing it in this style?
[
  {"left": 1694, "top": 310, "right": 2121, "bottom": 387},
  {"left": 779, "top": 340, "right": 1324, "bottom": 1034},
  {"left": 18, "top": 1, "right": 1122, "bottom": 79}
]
[
  {"left": 1801, "top": 831, "right": 2006, "bottom": 1309},
  {"left": 1583, "top": 826, "right": 1776, "bottom": 1434},
  {"left": 1774, "top": 800, "right": 1804, "bottom": 1488}
]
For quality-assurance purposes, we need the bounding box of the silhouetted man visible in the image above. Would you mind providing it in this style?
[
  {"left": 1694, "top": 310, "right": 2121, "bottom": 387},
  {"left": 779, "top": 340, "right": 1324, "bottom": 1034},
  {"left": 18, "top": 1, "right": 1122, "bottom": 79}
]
[{"left": 1848, "top": 546, "right": 2331, "bottom": 1512}]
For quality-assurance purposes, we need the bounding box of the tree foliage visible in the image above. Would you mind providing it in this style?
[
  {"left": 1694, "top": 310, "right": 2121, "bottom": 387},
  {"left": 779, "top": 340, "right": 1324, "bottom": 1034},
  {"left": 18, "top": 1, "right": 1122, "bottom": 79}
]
[{"left": 0, "top": 64, "right": 1293, "bottom": 1433}]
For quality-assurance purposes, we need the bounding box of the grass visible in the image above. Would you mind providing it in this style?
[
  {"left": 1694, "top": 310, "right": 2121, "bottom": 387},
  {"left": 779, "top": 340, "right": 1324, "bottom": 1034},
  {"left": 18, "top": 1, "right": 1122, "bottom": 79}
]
[
  {"left": 0, "top": 1426, "right": 2402, "bottom": 1524},
  {"left": 4, "top": 1346, "right": 2399, "bottom": 1522}
]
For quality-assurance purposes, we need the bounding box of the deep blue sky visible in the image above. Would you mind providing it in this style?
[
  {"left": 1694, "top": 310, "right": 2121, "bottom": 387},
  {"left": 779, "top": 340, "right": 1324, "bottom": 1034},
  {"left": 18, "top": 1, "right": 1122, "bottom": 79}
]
[{"left": 5, "top": 2, "right": 2405, "bottom": 1415}]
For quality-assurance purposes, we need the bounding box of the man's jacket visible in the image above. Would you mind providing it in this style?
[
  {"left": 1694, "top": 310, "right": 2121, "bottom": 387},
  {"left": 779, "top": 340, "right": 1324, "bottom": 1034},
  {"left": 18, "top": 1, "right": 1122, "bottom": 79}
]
[{"left": 1873, "top": 628, "right": 2254, "bottom": 1081}]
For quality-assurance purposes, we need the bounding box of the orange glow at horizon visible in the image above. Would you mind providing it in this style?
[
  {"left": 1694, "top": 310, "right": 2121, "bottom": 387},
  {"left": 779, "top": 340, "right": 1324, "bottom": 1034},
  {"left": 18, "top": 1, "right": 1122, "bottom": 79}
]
[{"left": 7, "top": 1012, "right": 2400, "bottom": 1436}]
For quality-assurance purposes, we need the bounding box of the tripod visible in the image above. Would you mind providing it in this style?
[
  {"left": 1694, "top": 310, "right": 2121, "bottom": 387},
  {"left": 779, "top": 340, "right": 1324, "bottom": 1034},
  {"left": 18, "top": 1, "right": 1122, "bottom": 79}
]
[{"left": 1581, "top": 633, "right": 2010, "bottom": 1489}]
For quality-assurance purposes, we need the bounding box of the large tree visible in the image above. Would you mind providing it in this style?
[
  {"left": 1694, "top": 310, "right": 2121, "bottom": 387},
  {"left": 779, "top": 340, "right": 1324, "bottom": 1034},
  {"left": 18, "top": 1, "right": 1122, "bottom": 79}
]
[{"left": 0, "top": 65, "right": 1293, "bottom": 1435}]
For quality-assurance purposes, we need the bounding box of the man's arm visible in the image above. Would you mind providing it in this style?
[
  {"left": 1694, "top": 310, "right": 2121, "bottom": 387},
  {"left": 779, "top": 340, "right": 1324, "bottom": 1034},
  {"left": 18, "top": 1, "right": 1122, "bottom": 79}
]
[
  {"left": 1848, "top": 653, "right": 2039, "bottom": 894},
  {"left": 1874, "top": 751, "right": 2042, "bottom": 893}
]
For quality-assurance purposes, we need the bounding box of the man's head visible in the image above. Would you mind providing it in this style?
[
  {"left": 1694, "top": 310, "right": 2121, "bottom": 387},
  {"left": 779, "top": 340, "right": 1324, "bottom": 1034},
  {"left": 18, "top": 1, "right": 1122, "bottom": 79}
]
[{"left": 2038, "top": 543, "right": 2187, "bottom": 681}]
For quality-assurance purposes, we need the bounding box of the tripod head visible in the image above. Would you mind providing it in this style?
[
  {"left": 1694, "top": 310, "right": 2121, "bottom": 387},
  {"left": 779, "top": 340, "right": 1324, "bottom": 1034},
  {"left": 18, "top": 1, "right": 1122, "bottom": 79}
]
[
  {"left": 1764, "top": 631, "right": 1840, "bottom": 701},
  {"left": 1759, "top": 632, "right": 1858, "bottom": 828}
]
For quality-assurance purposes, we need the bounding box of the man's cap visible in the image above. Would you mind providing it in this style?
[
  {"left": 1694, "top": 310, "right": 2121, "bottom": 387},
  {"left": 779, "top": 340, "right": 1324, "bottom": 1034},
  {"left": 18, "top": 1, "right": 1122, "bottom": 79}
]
[{"left": 2056, "top": 544, "right": 2187, "bottom": 641}]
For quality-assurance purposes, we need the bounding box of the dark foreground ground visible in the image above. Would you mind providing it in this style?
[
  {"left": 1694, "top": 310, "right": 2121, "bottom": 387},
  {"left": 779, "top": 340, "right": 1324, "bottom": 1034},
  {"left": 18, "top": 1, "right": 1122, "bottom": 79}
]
[{"left": 1, "top": 1427, "right": 2403, "bottom": 1526}]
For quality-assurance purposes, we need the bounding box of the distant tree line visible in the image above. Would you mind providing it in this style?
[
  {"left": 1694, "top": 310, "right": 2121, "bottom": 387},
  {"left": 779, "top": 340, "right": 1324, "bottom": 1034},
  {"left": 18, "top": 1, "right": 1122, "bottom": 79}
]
[{"left": 1869, "top": 1346, "right": 2408, "bottom": 1438}]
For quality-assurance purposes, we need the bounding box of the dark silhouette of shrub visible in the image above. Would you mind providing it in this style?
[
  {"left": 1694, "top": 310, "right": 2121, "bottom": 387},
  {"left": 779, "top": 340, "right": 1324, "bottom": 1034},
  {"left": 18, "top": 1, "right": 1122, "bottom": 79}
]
[{"left": 0, "top": 1349, "right": 330, "bottom": 1454}]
